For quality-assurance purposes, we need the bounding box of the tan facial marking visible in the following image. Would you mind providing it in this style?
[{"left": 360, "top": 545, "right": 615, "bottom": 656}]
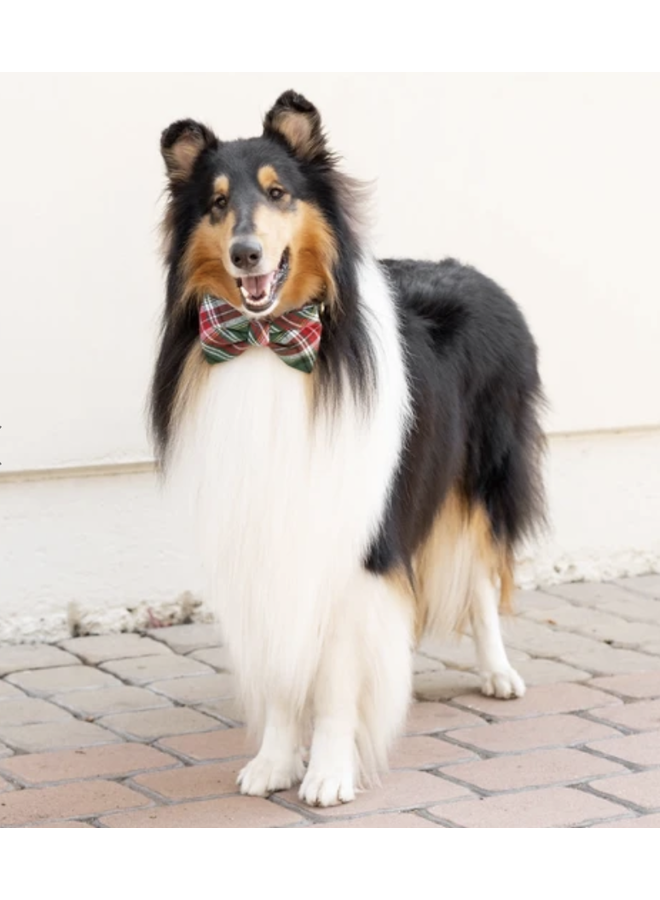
[
  {"left": 213, "top": 175, "right": 229, "bottom": 196},
  {"left": 253, "top": 203, "right": 294, "bottom": 270},
  {"left": 257, "top": 165, "right": 281, "bottom": 192},
  {"left": 182, "top": 211, "right": 243, "bottom": 310},
  {"left": 278, "top": 201, "right": 337, "bottom": 313}
]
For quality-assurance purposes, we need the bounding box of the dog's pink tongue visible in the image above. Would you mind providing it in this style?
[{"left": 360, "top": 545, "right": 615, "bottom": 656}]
[{"left": 242, "top": 272, "right": 275, "bottom": 299}]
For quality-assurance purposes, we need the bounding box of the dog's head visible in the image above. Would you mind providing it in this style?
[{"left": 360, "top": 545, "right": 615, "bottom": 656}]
[{"left": 161, "top": 91, "right": 343, "bottom": 319}]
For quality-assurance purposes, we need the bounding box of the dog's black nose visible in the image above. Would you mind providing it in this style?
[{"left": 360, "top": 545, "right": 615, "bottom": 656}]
[{"left": 230, "top": 238, "right": 263, "bottom": 271}]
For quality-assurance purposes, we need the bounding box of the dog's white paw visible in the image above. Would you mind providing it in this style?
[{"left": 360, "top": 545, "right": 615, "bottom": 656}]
[
  {"left": 298, "top": 769, "right": 356, "bottom": 807},
  {"left": 238, "top": 752, "right": 305, "bottom": 796},
  {"left": 480, "top": 667, "right": 526, "bottom": 699}
]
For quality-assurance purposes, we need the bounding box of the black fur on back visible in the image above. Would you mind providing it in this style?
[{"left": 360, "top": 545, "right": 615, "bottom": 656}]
[{"left": 365, "top": 257, "right": 546, "bottom": 573}]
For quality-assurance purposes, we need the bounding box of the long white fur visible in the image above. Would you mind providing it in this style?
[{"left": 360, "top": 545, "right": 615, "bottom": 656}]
[{"left": 169, "top": 257, "right": 413, "bottom": 804}]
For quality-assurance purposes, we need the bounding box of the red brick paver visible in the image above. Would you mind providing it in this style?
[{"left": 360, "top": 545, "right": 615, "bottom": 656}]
[
  {"left": 0, "top": 681, "right": 26, "bottom": 700},
  {"left": 453, "top": 683, "right": 621, "bottom": 719},
  {"left": 59, "top": 635, "right": 173, "bottom": 665},
  {"left": 0, "top": 780, "right": 151, "bottom": 827},
  {"left": 585, "top": 731, "right": 660, "bottom": 767},
  {"left": 428, "top": 786, "right": 628, "bottom": 827},
  {"left": 589, "top": 770, "right": 660, "bottom": 810},
  {"left": 590, "top": 672, "right": 660, "bottom": 699},
  {"left": 0, "top": 719, "right": 120, "bottom": 753},
  {"left": 0, "top": 743, "right": 179, "bottom": 785},
  {"left": 318, "top": 813, "right": 444, "bottom": 827},
  {"left": 99, "top": 654, "right": 213, "bottom": 685},
  {"left": 390, "top": 735, "right": 477, "bottom": 768},
  {"left": 446, "top": 714, "right": 619, "bottom": 753},
  {"left": 0, "top": 645, "right": 79, "bottom": 676},
  {"left": 99, "top": 707, "right": 220, "bottom": 741},
  {"left": 594, "top": 813, "right": 660, "bottom": 828},
  {"left": 0, "top": 697, "right": 73, "bottom": 727},
  {"left": 99, "top": 796, "right": 303, "bottom": 828},
  {"left": 130, "top": 760, "right": 241, "bottom": 801},
  {"left": 439, "top": 748, "right": 625, "bottom": 791},
  {"left": 53, "top": 686, "right": 171, "bottom": 718},
  {"left": 147, "top": 624, "right": 222, "bottom": 654},
  {"left": 587, "top": 699, "right": 660, "bottom": 732},
  {"left": 405, "top": 701, "right": 485, "bottom": 734},
  {"left": 7, "top": 666, "right": 120, "bottom": 695},
  {"left": 149, "top": 674, "right": 235, "bottom": 704},
  {"left": 279, "top": 770, "right": 471, "bottom": 819},
  {"left": 1, "top": 575, "right": 660, "bottom": 828},
  {"left": 158, "top": 728, "right": 252, "bottom": 761}
]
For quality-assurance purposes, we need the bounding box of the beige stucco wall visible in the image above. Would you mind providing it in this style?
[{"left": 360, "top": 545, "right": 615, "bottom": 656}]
[{"left": 1, "top": 74, "right": 659, "bottom": 638}]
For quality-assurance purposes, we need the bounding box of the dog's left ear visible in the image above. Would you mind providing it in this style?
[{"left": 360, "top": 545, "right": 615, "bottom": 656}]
[{"left": 263, "top": 91, "right": 328, "bottom": 162}]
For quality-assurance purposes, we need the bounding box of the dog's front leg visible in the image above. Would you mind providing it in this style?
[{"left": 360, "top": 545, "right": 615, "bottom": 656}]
[
  {"left": 238, "top": 702, "right": 305, "bottom": 797},
  {"left": 299, "top": 620, "right": 359, "bottom": 808}
]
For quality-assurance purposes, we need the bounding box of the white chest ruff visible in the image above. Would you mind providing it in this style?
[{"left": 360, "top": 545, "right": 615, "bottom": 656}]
[{"left": 169, "top": 261, "right": 410, "bottom": 705}]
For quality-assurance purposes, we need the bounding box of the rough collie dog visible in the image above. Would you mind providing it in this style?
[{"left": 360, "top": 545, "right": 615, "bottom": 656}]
[{"left": 151, "top": 91, "right": 545, "bottom": 807}]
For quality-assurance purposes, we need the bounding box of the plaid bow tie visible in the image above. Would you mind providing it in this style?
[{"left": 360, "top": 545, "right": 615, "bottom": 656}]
[{"left": 199, "top": 295, "right": 322, "bottom": 374}]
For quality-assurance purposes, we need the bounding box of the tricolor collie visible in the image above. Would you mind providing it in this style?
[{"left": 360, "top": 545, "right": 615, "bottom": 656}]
[{"left": 151, "top": 91, "right": 545, "bottom": 807}]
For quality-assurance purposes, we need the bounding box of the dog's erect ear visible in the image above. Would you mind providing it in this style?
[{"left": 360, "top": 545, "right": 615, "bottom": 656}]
[
  {"left": 161, "top": 119, "right": 218, "bottom": 181},
  {"left": 263, "top": 91, "right": 328, "bottom": 162}
]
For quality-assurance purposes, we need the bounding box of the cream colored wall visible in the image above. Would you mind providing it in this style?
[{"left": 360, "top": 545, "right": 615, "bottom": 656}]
[{"left": 1, "top": 74, "right": 659, "bottom": 638}]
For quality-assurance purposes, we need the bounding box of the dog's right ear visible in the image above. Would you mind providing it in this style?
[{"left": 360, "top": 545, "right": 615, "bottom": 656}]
[{"left": 160, "top": 119, "right": 218, "bottom": 182}]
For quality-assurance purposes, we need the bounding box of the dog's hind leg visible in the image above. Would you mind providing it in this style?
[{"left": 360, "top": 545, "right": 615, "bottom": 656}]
[{"left": 470, "top": 568, "right": 525, "bottom": 699}]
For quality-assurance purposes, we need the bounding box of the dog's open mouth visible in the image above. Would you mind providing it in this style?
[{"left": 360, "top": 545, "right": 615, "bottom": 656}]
[{"left": 237, "top": 249, "right": 290, "bottom": 315}]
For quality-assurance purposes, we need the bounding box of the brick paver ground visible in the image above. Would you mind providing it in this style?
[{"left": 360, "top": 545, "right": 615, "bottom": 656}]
[{"left": 1, "top": 575, "right": 659, "bottom": 828}]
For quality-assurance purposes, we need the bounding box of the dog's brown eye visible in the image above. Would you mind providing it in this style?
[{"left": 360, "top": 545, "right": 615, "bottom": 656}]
[
  {"left": 213, "top": 194, "right": 228, "bottom": 210},
  {"left": 268, "top": 186, "right": 284, "bottom": 201}
]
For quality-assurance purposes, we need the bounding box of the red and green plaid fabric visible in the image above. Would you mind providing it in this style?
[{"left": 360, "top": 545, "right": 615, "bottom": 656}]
[{"left": 199, "top": 295, "right": 322, "bottom": 374}]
